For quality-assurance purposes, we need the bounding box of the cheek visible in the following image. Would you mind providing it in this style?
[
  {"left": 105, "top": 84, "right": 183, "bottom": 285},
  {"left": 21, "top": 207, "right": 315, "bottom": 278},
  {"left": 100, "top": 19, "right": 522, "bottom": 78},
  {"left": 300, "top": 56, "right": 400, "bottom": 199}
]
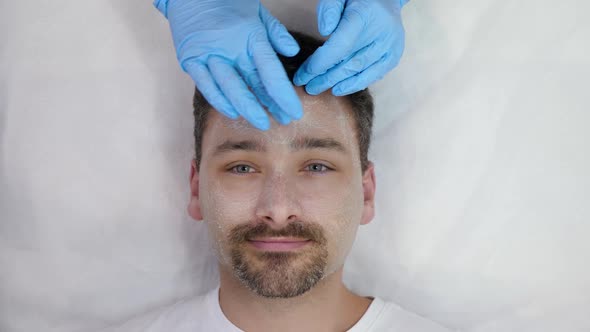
[
  {"left": 198, "top": 174, "right": 261, "bottom": 260},
  {"left": 297, "top": 173, "right": 363, "bottom": 221},
  {"left": 296, "top": 175, "right": 364, "bottom": 260},
  {"left": 199, "top": 174, "right": 259, "bottom": 225}
]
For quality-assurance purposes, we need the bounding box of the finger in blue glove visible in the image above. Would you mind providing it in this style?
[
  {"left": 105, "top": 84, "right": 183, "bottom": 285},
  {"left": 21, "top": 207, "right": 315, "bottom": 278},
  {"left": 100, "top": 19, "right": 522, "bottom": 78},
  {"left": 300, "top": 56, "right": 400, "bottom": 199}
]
[
  {"left": 317, "top": 0, "right": 346, "bottom": 36},
  {"left": 154, "top": 0, "right": 303, "bottom": 131},
  {"left": 332, "top": 36, "right": 404, "bottom": 96},
  {"left": 236, "top": 55, "right": 293, "bottom": 126},
  {"left": 294, "top": 0, "right": 407, "bottom": 96},
  {"left": 185, "top": 61, "right": 240, "bottom": 120}
]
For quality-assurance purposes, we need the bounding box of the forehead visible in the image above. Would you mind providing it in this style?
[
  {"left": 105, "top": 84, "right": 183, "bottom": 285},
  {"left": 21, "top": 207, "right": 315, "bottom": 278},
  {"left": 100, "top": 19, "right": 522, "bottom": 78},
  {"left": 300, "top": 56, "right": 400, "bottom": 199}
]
[{"left": 201, "top": 88, "right": 358, "bottom": 153}]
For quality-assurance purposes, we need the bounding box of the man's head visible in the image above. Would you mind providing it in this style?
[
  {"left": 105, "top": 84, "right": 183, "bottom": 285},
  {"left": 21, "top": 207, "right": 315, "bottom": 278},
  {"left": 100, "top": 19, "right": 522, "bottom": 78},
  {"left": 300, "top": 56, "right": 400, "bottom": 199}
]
[{"left": 188, "top": 31, "right": 376, "bottom": 299}]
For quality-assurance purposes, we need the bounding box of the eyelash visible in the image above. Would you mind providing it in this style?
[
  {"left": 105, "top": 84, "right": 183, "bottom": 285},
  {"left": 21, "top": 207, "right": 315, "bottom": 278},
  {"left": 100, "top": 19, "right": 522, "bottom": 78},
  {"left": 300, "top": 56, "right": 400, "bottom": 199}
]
[
  {"left": 228, "top": 163, "right": 333, "bottom": 175},
  {"left": 305, "top": 163, "right": 332, "bottom": 173},
  {"left": 229, "top": 164, "right": 256, "bottom": 174}
]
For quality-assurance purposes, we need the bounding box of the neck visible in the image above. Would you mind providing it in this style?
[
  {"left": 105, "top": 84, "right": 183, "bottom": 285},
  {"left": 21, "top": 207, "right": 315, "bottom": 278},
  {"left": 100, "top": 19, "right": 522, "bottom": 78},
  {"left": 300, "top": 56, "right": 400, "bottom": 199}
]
[{"left": 218, "top": 265, "right": 373, "bottom": 332}]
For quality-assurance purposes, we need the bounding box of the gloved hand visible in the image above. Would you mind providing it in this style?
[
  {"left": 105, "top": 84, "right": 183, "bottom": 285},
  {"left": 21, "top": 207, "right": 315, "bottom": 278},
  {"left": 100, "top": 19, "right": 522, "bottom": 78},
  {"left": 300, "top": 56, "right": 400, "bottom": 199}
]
[
  {"left": 153, "top": 0, "right": 303, "bottom": 130},
  {"left": 294, "top": 0, "right": 408, "bottom": 96}
]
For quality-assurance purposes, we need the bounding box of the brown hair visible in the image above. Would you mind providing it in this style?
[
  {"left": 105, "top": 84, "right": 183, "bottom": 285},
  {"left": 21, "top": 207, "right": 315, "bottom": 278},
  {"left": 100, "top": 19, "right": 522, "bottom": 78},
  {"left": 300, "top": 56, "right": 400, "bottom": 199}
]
[{"left": 193, "top": 31, "right": 374, "bottom": 172}]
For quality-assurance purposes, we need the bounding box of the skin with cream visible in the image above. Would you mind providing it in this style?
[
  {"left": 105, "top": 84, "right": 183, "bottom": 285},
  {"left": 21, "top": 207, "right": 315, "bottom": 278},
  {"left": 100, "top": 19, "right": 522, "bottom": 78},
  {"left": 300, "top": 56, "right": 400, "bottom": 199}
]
[{"left": 188, "top": 86, "right": 377, "bottom": 332}]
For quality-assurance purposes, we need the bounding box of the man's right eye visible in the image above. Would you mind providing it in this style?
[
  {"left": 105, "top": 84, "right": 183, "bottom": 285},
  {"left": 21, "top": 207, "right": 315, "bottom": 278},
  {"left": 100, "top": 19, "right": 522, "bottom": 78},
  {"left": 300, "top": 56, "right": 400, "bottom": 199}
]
[{"left": 229, "top": 164, "right": 255, "bottom": 174}]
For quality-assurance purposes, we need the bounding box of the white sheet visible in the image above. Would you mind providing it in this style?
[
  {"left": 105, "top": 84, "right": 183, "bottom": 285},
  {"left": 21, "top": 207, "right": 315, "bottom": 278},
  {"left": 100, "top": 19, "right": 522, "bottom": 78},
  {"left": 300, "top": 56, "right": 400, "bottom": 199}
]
[{"left": 1, "top": 0, "right": 589, "bottom": 331}]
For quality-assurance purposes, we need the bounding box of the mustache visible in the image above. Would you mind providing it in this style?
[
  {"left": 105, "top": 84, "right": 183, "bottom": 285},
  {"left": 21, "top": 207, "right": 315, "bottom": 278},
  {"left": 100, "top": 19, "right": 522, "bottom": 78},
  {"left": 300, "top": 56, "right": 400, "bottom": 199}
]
[{"left": 229, "top": 221, "right": 327, "bottom": 245}]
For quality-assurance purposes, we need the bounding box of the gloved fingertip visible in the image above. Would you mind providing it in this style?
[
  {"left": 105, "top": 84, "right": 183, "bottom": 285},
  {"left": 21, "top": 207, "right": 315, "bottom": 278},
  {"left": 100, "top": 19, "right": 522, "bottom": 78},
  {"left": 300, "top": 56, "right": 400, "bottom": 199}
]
[
  {"left": 228, "top": 110, "right": 240, "bottom": 119},
  {"left": 332, "top": 81, "right": 355, "bottom": 96},
  {"left": 279, "top": 116, "right": 293, "bottom": 126},
  {"left": 293, "top": 68, "right": 315, "bottom": 86},
  {"left": 252, "top": 116, "right": 271, "bottom": 131},
  {"left": 291, "top": 102, "right": 304, "bottom": 120},
  {"left": 319, "top": 7, "right": 340, "bottom": 36},
  {"left": 269, "top": 106, "right": 292, "bottom": 126},
  {"left": 332, "top": 86, "right": 345, "bottom": 96},
  {"left": 319, "top": 23, "right": 334, "bottom": 37},
  {"left": 305, "top": 85, "right": 323, "bottom": 96},
  {"left": 217, "top": 106, "right": 240, "bottom": 120},
  {"left": 277, "top": 95, "right": 303, "bottom": 120},
  {"left": 274, "top": 117, "right": 292, "bottom": 126},
  {"left": 333, "top": 83, "right": 364, "bottom": 96},
  {"left": 292, "top": 71, "right": 306, "bottom": 86},
  {"left": 279, "top": 34, "right": 301, "bottom": 57}
]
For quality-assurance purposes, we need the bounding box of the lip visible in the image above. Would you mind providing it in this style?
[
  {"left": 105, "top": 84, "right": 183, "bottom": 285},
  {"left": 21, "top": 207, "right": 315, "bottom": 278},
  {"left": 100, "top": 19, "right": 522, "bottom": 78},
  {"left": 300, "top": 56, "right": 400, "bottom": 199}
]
[
  {"left": 249, "top": 237, "right": 309, "bottom": 243},
  {"left": 248, "top": 238, "right": 311, "bottom": 251}
]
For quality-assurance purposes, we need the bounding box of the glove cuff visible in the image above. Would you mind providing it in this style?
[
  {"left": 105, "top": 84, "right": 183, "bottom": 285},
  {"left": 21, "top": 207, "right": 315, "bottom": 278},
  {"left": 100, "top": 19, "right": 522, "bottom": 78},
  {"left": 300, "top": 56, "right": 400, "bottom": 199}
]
[{"left": 153, "top": 0, "right": 169, "bottom": 18}]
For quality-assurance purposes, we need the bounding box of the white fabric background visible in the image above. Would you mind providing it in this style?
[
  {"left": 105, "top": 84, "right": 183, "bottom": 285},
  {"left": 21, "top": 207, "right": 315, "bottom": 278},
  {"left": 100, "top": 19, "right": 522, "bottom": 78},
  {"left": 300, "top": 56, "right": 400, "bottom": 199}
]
[{"left": 1, "top": 0, "right": 589, "bottom": 331}]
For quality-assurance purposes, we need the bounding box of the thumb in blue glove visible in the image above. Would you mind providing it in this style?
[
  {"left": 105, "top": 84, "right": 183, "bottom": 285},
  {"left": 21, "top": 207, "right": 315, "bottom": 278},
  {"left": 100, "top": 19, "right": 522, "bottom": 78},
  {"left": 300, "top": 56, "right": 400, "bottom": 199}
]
[
  {"left": 294, "top": 0, "right": 408, "bottom": 96},
  {"left": 154, "top": 0, "right": 303, "bottom": 131}
]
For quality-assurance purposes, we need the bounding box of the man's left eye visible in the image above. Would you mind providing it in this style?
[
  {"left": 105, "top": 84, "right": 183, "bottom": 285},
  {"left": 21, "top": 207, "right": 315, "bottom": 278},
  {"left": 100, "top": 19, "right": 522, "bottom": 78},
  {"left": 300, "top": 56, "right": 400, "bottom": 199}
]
[
  {"left": 304, "top": 163, "right": 331, "bottom": 173},
  {"left": 229, "top": 164, "right": 255, "bottom": 174}
]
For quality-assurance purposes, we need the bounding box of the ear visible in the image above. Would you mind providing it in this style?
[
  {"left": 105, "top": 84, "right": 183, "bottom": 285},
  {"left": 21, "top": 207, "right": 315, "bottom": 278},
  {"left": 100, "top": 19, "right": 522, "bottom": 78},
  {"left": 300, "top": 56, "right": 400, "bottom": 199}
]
[
  {"left": 360, "top": 162, "right": 376, "bottom": 226},
  {"left": 187, "top": 159, "right": 204, "bottom": 221}
]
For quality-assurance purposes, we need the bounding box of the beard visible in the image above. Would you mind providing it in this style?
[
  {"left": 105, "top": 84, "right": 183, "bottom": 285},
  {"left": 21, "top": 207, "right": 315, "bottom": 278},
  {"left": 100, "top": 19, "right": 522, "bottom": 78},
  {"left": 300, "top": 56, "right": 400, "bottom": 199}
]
[{"left": 228, "top": 221, "right": 329, "bottom": 298}]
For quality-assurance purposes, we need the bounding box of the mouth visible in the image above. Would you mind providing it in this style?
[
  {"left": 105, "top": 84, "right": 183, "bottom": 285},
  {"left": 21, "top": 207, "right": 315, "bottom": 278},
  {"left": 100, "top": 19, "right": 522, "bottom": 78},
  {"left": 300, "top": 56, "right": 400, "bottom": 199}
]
[{"left": 247, "top": 238, "right": 312, "bottom": 251}]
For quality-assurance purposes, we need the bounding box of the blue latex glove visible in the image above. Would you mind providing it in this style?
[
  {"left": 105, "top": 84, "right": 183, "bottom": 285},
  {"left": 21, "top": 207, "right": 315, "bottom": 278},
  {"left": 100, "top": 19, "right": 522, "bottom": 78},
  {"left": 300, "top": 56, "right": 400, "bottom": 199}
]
[
  {"left": 153, "top": 0, "right": 303, "bottom": 130},
  {"left": 294, "top": 0, "right": 409, "bottom": 96}
]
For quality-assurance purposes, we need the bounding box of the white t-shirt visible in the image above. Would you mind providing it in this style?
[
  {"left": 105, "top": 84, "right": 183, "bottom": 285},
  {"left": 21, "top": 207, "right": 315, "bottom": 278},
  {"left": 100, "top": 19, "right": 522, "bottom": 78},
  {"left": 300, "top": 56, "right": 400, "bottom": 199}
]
[{"left": 101, "top": 286, "right": 450, "bottom": 332}]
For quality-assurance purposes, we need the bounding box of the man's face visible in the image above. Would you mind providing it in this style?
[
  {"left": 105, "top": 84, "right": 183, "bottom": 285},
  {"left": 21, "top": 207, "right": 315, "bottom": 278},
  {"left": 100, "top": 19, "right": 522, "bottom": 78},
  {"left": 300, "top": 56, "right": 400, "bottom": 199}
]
[{"left": 188, "top": 87, "right": 376, "bottom": 299}]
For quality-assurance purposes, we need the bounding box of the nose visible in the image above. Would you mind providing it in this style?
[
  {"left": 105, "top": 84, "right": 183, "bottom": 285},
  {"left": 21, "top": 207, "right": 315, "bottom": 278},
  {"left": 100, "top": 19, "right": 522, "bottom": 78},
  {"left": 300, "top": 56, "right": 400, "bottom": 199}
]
[{"left": 254, "top": 172, "right": 301, "bottom": 227}]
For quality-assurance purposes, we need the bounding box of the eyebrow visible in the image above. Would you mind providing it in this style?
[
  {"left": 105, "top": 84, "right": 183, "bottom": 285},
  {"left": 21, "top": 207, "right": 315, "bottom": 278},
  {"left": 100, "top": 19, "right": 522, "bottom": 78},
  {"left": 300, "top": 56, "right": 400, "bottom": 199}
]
[
  {"left": 212, "top": 137, "right": 348, "bottom": 156},
  {"left": 213, "top": 140, "right": 265, "bottom": 156},
  {"left": 291, "top": 137, "right": 348, "bottom": 153}
]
